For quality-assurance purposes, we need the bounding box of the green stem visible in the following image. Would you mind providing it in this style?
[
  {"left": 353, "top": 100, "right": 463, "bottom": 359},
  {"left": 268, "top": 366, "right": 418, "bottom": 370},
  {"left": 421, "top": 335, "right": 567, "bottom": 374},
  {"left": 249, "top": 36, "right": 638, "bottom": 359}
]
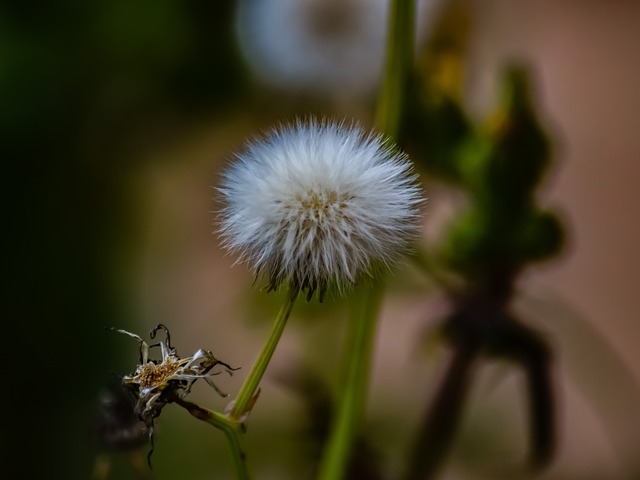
[
  {"left": 229, "top": 286, "right": 299, "bottom": 421},
  {"left": 316, "top": 1, "right": 415, "bottom": 478},
  {"left": 316, "top": 281, "right": 384, "bottom": 480},
  {"left": 176, "top": 398, "right": 251, "bottom": 480},
  {"left": 375, "top": 0, "right": 416, "bottom": 138}
]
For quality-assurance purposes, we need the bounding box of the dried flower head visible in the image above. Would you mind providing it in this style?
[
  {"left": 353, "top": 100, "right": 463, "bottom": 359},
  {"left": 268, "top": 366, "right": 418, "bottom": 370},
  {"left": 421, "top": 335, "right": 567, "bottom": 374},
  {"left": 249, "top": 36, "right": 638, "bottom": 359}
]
[
  {"left": 113, "top": 325, "right": 238, "bottom": 462},
  {"left": 218, "top": 118, "right": 423, "bottom": 300}
]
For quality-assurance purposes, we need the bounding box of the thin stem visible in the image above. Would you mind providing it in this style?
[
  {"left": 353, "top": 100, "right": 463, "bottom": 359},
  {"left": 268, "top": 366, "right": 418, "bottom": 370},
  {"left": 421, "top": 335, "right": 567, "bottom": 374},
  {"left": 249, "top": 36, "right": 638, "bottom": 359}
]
[
  {"left": 375, "top": 0, "right": 416, "bottom": 138},
  {"left": 403, "top": 343, "right": 478, "bottom": 480},
  {"left": 316, "top": 281, "right": 384, "bottom": 480},
  {"left": 176, "top": 398, "right": 251, "bottom": 480},
  {"left": 316, "top": 1, "right": 415, "bottom": 478},
  {"left": 229, "top": 285, "right": 299, "bottom": 421}
]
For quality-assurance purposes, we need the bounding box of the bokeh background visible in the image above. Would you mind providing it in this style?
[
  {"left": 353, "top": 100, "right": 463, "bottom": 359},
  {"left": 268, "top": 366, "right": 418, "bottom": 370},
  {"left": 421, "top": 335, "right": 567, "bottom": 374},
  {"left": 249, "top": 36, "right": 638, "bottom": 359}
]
[{"left": 4, "top": 0, "right": 640, "bottom": 479}]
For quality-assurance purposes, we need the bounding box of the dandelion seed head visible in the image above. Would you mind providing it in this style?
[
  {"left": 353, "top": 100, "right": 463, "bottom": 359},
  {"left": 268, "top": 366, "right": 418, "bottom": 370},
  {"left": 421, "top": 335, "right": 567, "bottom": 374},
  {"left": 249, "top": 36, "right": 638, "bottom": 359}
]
[{"left": 218, "top": 119, "right": 423, "bottom": 299}]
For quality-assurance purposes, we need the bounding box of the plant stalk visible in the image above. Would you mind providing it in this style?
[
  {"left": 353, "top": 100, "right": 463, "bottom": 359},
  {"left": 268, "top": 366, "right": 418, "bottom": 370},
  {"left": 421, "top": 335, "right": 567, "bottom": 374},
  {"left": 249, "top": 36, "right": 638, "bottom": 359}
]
[
  {"left": 316, "top": 0, "right": 415, "bottom": 478},
  {"left": 375, "top": 0, "right": 416, "bottom": 138},
  {"left": 177, "top": 398, "right": 251, "bottom": 480},
  {"left": 316, "top": 281, "right": 384, "bottom": 480},
  {"left": 229, "top": 286, "right": 299, "bottom": 421}
]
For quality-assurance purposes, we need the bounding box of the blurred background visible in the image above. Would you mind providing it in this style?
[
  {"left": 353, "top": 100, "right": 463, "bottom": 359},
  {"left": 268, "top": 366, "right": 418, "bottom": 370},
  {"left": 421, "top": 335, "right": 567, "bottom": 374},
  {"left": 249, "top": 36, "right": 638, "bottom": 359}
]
[{"left": 4, "top": 0, "right": 640, "bottom": 479}]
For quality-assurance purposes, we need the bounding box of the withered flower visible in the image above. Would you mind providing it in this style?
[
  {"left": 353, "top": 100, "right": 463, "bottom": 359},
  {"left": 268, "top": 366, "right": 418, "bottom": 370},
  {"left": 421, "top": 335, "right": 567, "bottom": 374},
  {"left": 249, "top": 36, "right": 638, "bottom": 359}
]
[{"left": 113, "top": 324, "right": 238, "bottom": 462}]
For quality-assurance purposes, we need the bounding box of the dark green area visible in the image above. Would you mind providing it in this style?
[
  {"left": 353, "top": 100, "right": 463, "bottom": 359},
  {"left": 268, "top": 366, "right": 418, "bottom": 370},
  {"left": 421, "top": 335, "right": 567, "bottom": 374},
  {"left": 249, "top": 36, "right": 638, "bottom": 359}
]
[{"left": 4, "top": 1, "right": 247, "bottom": 478}]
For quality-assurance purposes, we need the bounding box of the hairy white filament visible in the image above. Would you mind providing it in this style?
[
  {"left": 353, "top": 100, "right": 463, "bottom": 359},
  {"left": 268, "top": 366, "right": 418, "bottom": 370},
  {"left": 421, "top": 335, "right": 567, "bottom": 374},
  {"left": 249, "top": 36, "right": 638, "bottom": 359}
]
[{"left": 218, "top": 119, "right": 423, "bottom": 299}]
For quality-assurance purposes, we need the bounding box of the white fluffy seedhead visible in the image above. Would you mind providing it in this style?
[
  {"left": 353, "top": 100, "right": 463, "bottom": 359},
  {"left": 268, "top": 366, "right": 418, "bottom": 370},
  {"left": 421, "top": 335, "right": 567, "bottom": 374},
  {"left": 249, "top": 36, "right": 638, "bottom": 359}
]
[{"left": 218, "top": 118, "right": 423, "bottom": 300}]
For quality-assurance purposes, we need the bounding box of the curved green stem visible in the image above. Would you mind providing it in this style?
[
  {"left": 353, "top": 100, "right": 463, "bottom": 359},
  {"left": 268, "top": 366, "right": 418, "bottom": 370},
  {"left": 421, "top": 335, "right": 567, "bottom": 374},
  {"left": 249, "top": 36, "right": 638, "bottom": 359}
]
[
  {"left": 316, "top": 281, "right": 384, "bottom": 480},
  {"left": 229, "top": 286, "right": 299, "bottom": 421},
  {"left": 176, "top": 398, "right": 251, "bottom": 480}
]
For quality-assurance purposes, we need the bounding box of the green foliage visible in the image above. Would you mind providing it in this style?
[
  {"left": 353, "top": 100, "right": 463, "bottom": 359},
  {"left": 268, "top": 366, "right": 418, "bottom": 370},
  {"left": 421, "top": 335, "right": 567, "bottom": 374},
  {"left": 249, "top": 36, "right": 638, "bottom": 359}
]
[{"left": 412, "top": 65, "right": 565, "bottom": 285}]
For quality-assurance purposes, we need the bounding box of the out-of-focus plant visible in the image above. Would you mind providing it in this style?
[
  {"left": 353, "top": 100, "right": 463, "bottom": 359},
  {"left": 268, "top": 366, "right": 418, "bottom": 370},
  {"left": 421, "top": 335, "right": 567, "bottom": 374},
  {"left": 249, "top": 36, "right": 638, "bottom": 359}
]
[
  {"left": 92, "top": 383, "right": 152, "bottom": 480},
  {"left": 405, "top": 67, "right": 564, "bottom": 479},
  {"left": 400, "top": 3, "right": 565, "bottom": 479}
]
